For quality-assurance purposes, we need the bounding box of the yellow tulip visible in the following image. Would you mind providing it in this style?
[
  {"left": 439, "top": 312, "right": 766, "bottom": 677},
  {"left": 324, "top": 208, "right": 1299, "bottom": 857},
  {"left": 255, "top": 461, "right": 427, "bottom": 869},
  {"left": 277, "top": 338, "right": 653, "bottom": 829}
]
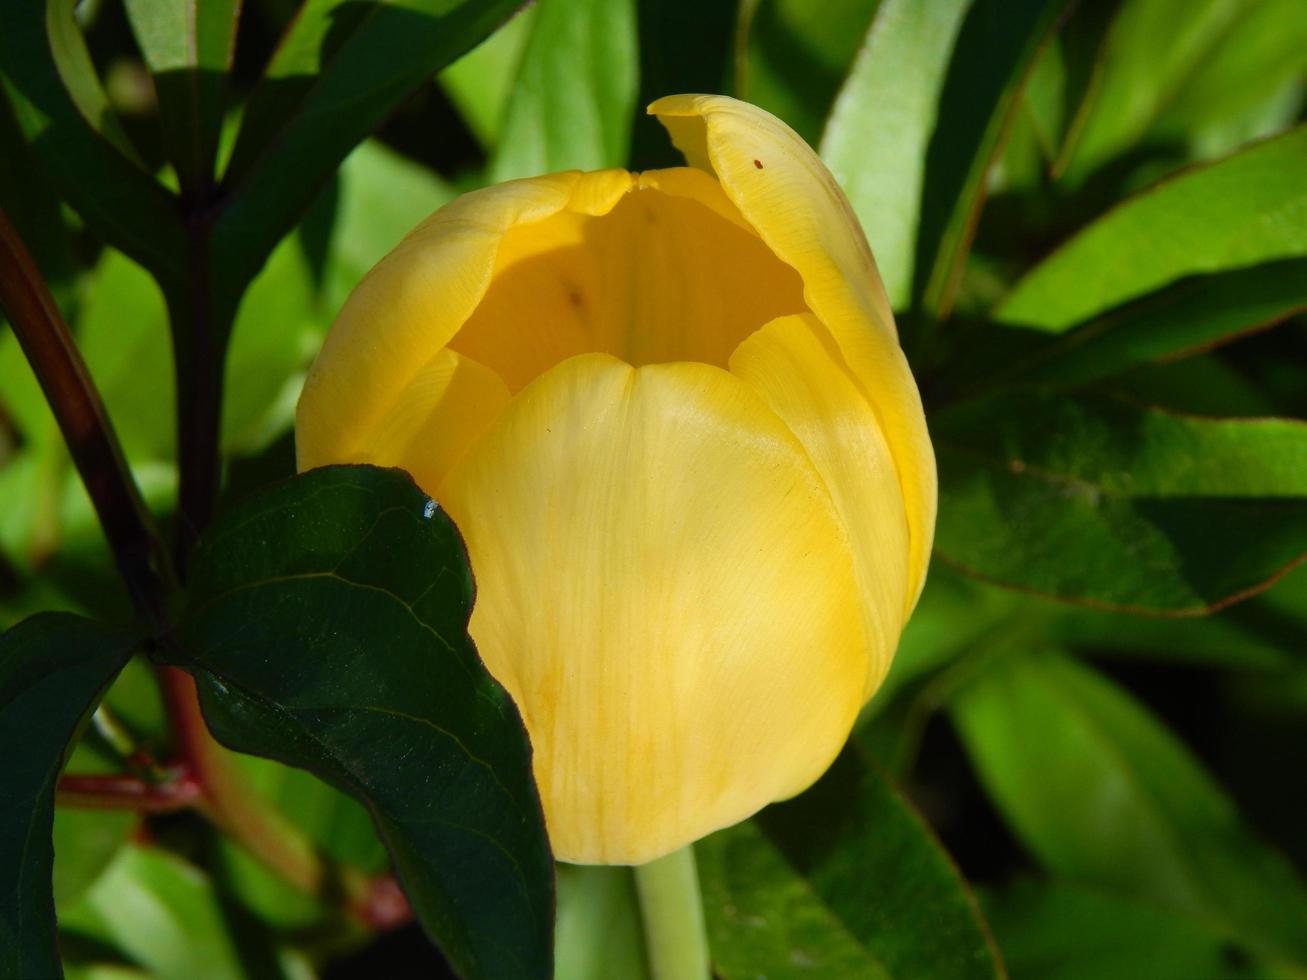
[{"left": 296, "top": 94, "right": 936, "bottom": 865}]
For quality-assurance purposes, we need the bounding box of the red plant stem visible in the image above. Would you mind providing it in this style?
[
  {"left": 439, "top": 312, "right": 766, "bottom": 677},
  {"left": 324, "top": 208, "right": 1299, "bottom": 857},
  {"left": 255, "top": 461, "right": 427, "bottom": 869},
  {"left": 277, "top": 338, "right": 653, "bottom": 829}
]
[
  {"left": 57, "top": 772, "right": 202, "bottom": 813},
  {"left": 0, "top": 208, "right": 175, "bottom": 625}
]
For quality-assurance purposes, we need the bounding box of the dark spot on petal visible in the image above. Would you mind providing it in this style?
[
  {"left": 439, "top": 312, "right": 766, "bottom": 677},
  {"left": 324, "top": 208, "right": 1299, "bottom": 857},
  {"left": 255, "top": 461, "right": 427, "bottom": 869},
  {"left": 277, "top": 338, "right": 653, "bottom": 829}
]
[{"left": 753, "top": 159, "right": 764, "bottom": 169}]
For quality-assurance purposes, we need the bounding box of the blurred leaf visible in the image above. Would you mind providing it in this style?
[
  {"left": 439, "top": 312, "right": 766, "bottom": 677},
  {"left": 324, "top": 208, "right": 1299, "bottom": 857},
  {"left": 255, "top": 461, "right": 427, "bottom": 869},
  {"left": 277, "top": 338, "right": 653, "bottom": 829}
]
[
  {"left": 123, "top": 0, "right": 241, "bottom": 190},
  {"left": 984, "top": 879, "right": 1263, "bottom": 980},
  {"left": 934, "top": 390, "right": 1307, "bottom": 613},
  {"left": 1066, "top": 0, "right": 1270, "bottom": 184},
  {"left": 999, "top": 125, "right": 1307, "bottom": 332},
  {"left": 0, "top": 613, "right": 138, "bottom": 979},
  {"left": 324, "top": 139, "right": 456, "bottom": 313},
  {"left": 1151, "top": 0, "right": 1307, "bottom": 161},
  {"left": 59, "top": 844, "right": 295, "bottom": 980},
  {"left": 952, "top": 650, "right": 1307, "bottom": 969},
  {"left": 215, "top": 0, "right": 520, "bottom": 294},
  {"left": 554, "top": 865, "right": 648, "bottom": 980},
  {"left": 439, "top": 8, "right": 535, "bottom": 152},
  {"left": 699, "top": 747, "right": 1002, "bottom": 979},
  {"left": 736, "top": 0, "right": 878, "bottom": 145},
  {"left": 0, "top": 3, "right": 185, "bottom": 284},
  {"left": 824, "top": 0, "right": 1066, "bottom": 316},
  {"left": 489, "top": 0, "right": 638, "bottom": 182},
  {"left": 52, "top": 741, "right": 137, "bottom": 910},
  {"left": 174, "top": 465, "right": 553, "bottom": 980}
]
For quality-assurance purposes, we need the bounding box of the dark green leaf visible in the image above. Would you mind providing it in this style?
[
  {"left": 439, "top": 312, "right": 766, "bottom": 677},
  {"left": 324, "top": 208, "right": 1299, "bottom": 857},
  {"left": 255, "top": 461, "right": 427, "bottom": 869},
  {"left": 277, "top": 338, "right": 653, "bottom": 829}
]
[
  {"left": 952, "top": 651, "right": 1307, "bottom": 969},
  {"left": 699, "top": 747, "right": 1002, "bottom": 979},
  {"left": 215, "top": 0, "right": 520, "bottom": 294},
  {"left": 998, "top": 126, "right": 1307, "bottom": 332},
  {"left": 934, "top": 391, "right": 1307, "bottom": 613},
  {"left": 0, "top": 3, "right": 186, "bottom": 284},
  {"left": 984, "top": 879, "right": 1264, "bottom": 980},
  {"left": 174, "top": 465, "right": 553, "bottom": 980},
  {"left": 822, "top": 0, "right": 1066, "bottom": 316},
  {"left": 1003, "top": 259, "right": 1307, "bottom": 389},
  {"left": 123, "top": 0, "right": 241, "bottom": 190},
  {"left": 489, "top": 0, "right": 637, "bottom": 182},
  {"left": 0, "top": 613, "right": 139, "bottom": 979}
]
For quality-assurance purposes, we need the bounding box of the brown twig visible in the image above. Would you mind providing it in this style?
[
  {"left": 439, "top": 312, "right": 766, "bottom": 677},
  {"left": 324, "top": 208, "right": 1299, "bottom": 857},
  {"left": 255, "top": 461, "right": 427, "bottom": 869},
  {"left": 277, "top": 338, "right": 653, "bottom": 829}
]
[{"left": 0, "top": 207, "right": 175, "bottom": 625}]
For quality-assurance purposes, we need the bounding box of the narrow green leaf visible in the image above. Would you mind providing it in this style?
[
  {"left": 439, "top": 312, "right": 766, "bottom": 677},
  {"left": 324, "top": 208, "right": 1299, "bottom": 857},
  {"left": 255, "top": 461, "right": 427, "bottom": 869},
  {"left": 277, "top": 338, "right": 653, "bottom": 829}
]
[
  {"left": 736, "top": 0, "right": 879, "bottom": 146},
  {"left": 998, "top": 126, "right": 1307, "bottom": 332},
  {"left": 822, "top": 0, "right": 1066, "bottom": 315},
  {"left": 0, "top": 3, "right": 185, "bottom": 285},
  {"left": 1058, "top": 0, "right": 1246, "bottom": 183},
  {"left": 0, "top": 613, "right": 139, "bottom": 980},
  {"left": 438, "top": 8, "right": 535, "bottom": 152},
  {"left": 934, "top": 391, "right": 1307, "bottom": 612},
  {"left": 489, "top": 0, "right": 637, "bottom": 182},
  {"left": 123, "top": 0, "right": 241, "bottom": 190},
  {"left": 984, "top": 879, "right": 1263, "bottom": 980},
  {"left": 175, "top": 465, "right": 553, "bottom": 980},
  {"left": 952, "top": 651, "right": 1307, "bottom": 969},
  {"left": 1008, "top": 259, "right": 1307, "bottom": 388},
  {"left": 215, "top": 0, "right": 519, "bottom": 295},
  {"left": 700, "top": 747, "right": 1002, "bottom": 979}
]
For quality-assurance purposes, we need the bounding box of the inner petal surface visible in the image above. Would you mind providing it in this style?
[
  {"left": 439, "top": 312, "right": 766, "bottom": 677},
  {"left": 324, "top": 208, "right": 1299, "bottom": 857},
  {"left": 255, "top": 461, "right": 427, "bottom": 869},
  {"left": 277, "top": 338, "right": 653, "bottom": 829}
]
[{"left": 448, "top": 168, "right": 808, "bottom": 391}]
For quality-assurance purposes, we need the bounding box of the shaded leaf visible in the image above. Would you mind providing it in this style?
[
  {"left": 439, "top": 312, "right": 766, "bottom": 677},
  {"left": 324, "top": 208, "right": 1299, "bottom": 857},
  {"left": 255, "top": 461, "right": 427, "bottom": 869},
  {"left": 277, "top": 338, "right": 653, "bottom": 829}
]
[
  {"left": 952, "top": 650, "right": 1307, "bottom": 969},
  {"left": 984, "top": 878, "right": 1263, "bottom": 980},
  {"left": 0, "top": 613, "right": 139, "bottom": 979},
  {"left": 700, "top": 747, "right": 1002, "bottom": 979},
  {"left": 0, "top": 3, "right": 185, "bottom": 284},
  {"left": 174, "top": 465, "right": 553, "bottom": 980},
  {"left": 489, "top": 0, "right": 637, "bottom": 182},
  {"left": 439, "top": 8, "right": 535, "bottom": 152},
  {"left": 736, "top": 0, "right": 878, "bottom": 146},
  {"left": 123, "top": 0, "right": 241, "bottom": 190},
  {"left": 934, "top": 390, "right": 1307, "bottom": 613},
  {"left": 215, "top": 0, "right": 520, "bottom": 294},
  {"left": 998, "top": 126, "right": 1307, "bottom": 331}
]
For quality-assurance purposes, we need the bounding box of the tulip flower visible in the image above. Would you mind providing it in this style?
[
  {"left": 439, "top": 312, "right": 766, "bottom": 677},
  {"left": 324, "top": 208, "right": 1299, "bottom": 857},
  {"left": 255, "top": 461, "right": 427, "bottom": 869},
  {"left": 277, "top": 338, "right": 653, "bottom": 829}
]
[{"left": 296, "top": 95, "right": 936, "bottom": 867}]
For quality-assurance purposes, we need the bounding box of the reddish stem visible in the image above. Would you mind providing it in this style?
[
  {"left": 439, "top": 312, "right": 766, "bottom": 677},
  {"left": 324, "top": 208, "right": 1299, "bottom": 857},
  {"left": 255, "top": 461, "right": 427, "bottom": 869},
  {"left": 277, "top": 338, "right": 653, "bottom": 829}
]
[{"left": 57, "top": 771, "right": 202, "bottom": 813}]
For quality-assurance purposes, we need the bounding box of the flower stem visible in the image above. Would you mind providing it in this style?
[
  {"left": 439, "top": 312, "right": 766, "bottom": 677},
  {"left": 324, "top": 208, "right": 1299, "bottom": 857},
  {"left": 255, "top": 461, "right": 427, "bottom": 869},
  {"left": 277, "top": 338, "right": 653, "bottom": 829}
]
[{"left": 633, "top": 844, "right": 711, "bottom": 980}]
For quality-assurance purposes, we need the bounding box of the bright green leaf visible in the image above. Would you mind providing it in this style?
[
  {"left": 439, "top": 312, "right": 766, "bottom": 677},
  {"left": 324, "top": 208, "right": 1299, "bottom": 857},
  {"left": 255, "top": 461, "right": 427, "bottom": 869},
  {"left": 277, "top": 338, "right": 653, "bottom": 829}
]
[
  {"left": 439, "top": 8, "right": 535, "bottom": 152},
  {"left": 490, "top": 0, "right": 638, "bottom": 182},
  {"left": 998, "top": 126, "right": 1307, "bottom": 331},
  {"left": 0, "top": 613, "right": 139, "bottom": 979},
  {"left": 123, "top": 0, "right": 241, "bottom": 190},
  {"left": 952, "top": 651, "right": 1307, "bottom": 969},
  {"left": 174, "top": 465, "right": 553, "bottom": 980}
]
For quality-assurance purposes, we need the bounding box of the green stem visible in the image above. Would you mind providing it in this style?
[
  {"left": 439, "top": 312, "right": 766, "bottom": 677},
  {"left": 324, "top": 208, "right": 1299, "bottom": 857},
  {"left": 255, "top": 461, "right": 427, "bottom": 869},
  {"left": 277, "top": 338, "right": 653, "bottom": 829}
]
[{"left": 633, "top": 844, "right": 711, "bottom": 980}]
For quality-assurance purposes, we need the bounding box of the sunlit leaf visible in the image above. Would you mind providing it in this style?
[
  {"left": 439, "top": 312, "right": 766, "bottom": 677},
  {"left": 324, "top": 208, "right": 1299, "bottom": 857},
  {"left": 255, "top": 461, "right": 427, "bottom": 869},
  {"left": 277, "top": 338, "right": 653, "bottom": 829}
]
[
  {"left": 490, "top": 0, "right": 637, "bottom": 182},
  {"left": 1000, "top": 125, "right": 1307, "bottom": 332}
]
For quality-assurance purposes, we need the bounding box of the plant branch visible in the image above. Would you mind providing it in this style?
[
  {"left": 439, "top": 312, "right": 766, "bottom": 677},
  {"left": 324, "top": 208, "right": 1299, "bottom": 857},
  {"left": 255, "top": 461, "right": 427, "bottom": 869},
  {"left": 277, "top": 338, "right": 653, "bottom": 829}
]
[
  {"left": 57, "top": 771, "right": 202, "bottom": 813},
  {"left": 0, "top": 207, "right": 175, "bottom": 625}
]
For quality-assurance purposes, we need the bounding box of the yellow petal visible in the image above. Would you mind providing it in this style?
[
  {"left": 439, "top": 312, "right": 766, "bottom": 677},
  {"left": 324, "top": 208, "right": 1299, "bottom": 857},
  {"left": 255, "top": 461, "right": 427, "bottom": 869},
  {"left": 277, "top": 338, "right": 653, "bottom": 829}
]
[
  {"left": 438, "top": 353, "right": 868, "bottom": 864},
  {"left": 448, "top": 167, "right": 806, "bottom": 391},
  {"left": 731, "top": 314, "right": 910, "bottom": 692},
  {"left": 295, "top": 169, "right": 633, "bottom": 470},
  {"left": 649, "top": 95, "right": 937, "bottom": 608},
  {"left": 343, "top": 347, "right": 511, "bottom": 494}
]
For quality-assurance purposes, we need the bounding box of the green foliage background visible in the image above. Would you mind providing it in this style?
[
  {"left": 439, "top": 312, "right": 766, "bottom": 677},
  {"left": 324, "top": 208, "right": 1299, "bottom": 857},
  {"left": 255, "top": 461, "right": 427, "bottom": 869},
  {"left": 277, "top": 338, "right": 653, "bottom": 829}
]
[{"left": 1, "top": 0, "right": 1305, "bottom": 977}]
